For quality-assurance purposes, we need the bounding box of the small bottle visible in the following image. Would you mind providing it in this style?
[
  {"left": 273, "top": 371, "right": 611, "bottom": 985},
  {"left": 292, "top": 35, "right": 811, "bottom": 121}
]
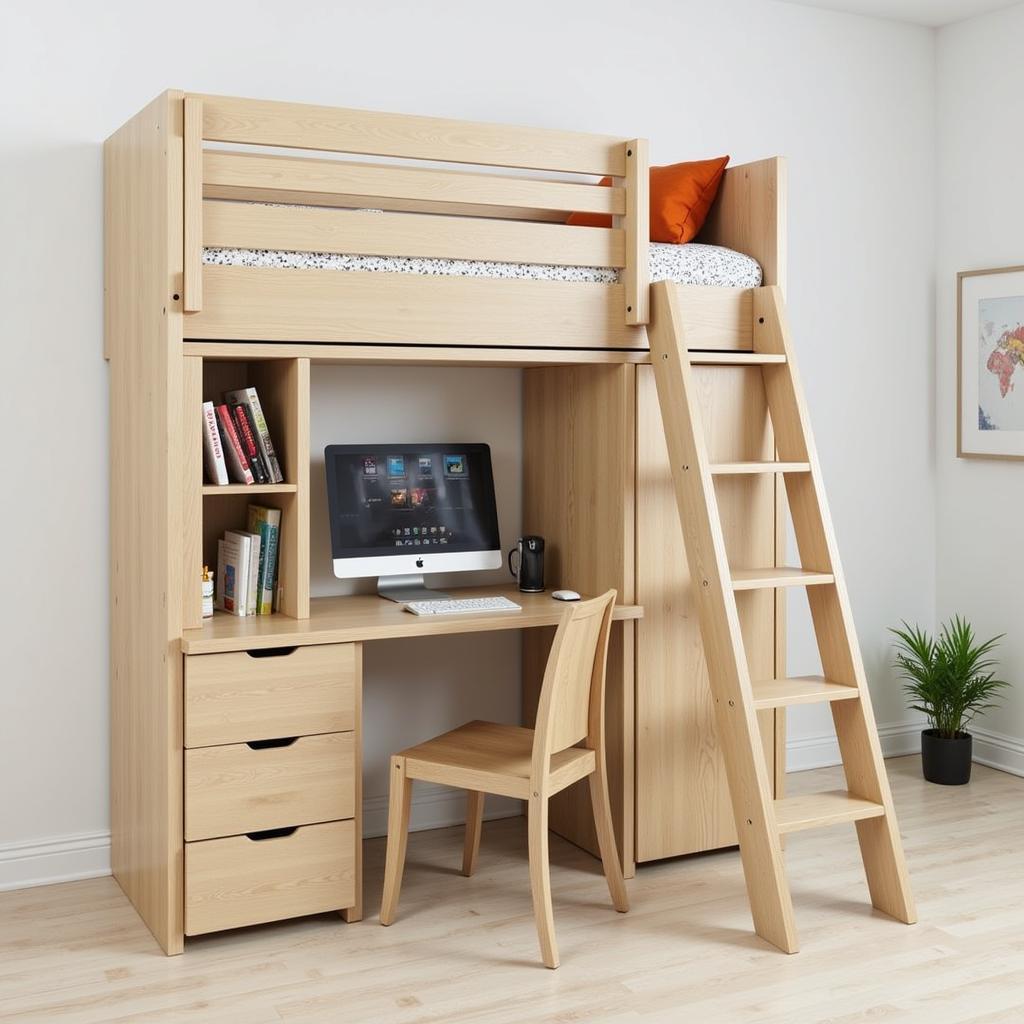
[{"left": 201, "top": 565, "right": 214, "bottom": 618}]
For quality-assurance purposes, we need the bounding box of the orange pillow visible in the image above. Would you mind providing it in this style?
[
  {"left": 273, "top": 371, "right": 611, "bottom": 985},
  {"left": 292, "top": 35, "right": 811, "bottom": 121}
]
[{"left": 567, "top": 156, "right": 730, "bottom": 244}]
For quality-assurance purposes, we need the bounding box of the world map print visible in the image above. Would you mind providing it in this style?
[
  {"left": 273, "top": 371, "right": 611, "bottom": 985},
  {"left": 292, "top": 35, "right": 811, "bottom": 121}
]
[{"left": 978, "top": 295, "right": 1024, "bottom": 432}]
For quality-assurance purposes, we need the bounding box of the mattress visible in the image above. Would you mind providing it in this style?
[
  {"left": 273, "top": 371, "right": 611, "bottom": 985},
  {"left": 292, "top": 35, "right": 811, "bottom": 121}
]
[{"left": 202, "top": 241, "right": 762, "bottom": 289}]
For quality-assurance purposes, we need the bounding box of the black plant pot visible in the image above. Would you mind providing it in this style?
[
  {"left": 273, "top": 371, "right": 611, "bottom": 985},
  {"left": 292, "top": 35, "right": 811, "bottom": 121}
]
[{"left": 920, "top": 729, "right": 972, "bottom": 785}]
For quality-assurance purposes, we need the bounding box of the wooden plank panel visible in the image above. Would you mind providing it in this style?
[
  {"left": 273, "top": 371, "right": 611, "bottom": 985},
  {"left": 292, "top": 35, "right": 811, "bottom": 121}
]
[
  {"left": 620, "top": 138, "right": 649, "bottom": 325},
  {"left": 182, "top": 356, "right": 203, "bottom": 629},
  {"left": 774, "top": 792, "right": 884, "bottom": 834},
  {"left": 635, "top": 364, "right": 777, "bottom": 862},
  {"left": 105, "top": 90, "right": 185, "bottom": 955},
  {"left": 183, "top": 97, "right": 203, "bottom": 312},
  {"left": 197, "top": 93, "right": 628, "bottom": 176},
  {"left": 186, "top": 266, "right": 642, "bottom": 349},
  {"left": 203, "top": 150, "right": 624, "bottom": 217},
  {"left": 203, "top": 200, "right": 625, "bottom": 268},
  {"left": 669, "top": 285, "right": 753, "bottom": 349}
]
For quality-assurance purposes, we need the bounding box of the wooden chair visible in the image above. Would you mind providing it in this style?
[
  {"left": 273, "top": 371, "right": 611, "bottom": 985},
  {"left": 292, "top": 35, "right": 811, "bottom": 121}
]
[{"left": 379, "top": 589, "right": 628, "bottom": 968}]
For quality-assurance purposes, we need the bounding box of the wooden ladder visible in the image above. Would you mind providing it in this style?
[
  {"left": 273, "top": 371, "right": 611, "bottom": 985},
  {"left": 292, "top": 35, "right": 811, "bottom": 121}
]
[{"left": 647, "top": 281, "right": 916, "bottom": 954}]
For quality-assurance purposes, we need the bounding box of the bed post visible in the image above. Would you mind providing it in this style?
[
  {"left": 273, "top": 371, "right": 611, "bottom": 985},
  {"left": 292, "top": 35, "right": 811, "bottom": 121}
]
[{"left": 619, "top": 138, "right": 649, "bottom": 325}]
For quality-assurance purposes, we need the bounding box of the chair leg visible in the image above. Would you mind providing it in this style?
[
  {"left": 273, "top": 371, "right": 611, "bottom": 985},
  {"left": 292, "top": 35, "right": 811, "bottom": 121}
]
[
  {"left": 380, "top": 756, "right": 412, "bottom": 926},
  {"left": 588, "top": 766, "right": 629, "bottom": 913},
  {"left": 527, "top": 794, "right": 559, "bottom": 969},
  {"left": 462, "top": 790, "right": 485, "bottom": 877}
]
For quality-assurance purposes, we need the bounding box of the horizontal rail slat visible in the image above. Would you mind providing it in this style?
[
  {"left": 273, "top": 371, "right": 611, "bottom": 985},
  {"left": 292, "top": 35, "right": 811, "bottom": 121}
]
[
  {"left": 185, "top": 265, "right": 642, "bottom": 349},
  {"left": 203, "top": 151, "right": 623, "bottom": 217},
  {"left": 197, "top": 93, "right": 627, "bottom": 176},
  {"left": 203, "top": 200, "right": 625, "bottom": 269}
]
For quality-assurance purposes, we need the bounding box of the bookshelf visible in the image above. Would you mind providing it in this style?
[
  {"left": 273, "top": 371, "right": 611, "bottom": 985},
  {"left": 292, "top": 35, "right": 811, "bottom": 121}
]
[{"left": 184, "top": 355, "right": 310, "bottom": 628}]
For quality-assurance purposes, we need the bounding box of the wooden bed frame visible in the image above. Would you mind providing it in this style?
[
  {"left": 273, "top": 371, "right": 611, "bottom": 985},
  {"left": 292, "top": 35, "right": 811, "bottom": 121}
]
[{"left": 105, "top": 90, "right": 786, "bottom": 953}]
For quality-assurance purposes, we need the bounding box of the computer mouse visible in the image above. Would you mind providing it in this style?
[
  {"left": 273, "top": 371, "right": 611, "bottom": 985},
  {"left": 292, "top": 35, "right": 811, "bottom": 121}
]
[{"left": 551, "top": 589, "right": 581, "bottom": 602}]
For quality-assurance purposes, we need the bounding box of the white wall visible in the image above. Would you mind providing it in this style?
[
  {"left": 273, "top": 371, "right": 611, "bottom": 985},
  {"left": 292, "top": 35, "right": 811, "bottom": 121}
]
[
  {"left": 935, "top": 3, "right": 1024, "bottom": 777},
  {"left": 0, "top": 0, "right": 936, "bottom": 887}
]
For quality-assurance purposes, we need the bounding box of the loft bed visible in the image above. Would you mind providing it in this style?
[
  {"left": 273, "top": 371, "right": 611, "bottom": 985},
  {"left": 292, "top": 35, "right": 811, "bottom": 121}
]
[{"left": 105, "top": 90, "right": 788, "bottom": 954}]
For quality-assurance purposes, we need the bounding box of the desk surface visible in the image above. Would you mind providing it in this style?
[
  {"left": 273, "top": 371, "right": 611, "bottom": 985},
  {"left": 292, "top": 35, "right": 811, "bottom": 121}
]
[{"left": 181, "top": 585, "right": 643, "bottom": 655}]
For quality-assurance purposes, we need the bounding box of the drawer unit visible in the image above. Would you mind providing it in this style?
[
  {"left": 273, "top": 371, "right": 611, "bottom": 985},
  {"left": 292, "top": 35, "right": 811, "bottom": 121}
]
[
  {"left": 184, "top": 643, "right": 357, "bottom": 747},
  {"left": 185, "top": 820, "right": 356, "bottom": 936},
  {"left": 185, "top": 732, "right": 355, "bottom": 842}
]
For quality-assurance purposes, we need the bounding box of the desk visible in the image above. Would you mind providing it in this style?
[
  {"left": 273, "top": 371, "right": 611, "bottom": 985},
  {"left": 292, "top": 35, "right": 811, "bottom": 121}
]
[{"left": 179, "top": 586, "right": 642, "bottom": 938}]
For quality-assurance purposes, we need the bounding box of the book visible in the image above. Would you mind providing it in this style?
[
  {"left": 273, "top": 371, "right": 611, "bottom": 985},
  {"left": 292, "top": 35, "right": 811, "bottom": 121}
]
[
  {"left": 231, "top": 404, "right": 268, "bottom": 484},
  {"left": 221, "top": 531, "right": 251, "bottom": 616},
  {"left": 215, "top": 535, "right": 247, "bottom": 615},
  {"left": 247, "top": 505, "right": 282, "bottom": 614},
  {"left": 227, "top": 529, "right": 261, "bottom": 616},
  {"left": 201, "top": 402, "right": 229, "bottom": 486},
  {"left": 215, "top": 404, "right": 254, "bottom": 485},
  {"left": 225, "top": 387, "right": 284, "bottom": 483}
]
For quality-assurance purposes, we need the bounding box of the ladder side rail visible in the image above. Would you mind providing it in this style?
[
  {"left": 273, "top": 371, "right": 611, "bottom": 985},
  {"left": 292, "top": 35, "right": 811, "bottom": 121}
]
[{"left": 648, "top": 281, "right": 799, "bottom": 954}]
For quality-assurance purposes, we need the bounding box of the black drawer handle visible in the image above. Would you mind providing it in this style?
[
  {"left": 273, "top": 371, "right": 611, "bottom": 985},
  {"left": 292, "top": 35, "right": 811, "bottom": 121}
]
[
  {"left": 246, "top": 736, "right": 299, "bottom": 750},
  {"left": 246, "top": 826, "right": 298, "bottom": 841},
  {"left": 246, "top": 646, "right": 298, "bottom": 659}
]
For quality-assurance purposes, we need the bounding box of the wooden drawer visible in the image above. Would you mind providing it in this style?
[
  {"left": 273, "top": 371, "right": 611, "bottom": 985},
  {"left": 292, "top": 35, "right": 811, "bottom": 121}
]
[
  {"left": 185, "top": 820, "right": 355, "bottom": 935},
  {"left": 185, "top": 643, "right": 356, "bottom": 747},
  {"left": 185, "top": 732, "right": 355, "bottom": 842}
]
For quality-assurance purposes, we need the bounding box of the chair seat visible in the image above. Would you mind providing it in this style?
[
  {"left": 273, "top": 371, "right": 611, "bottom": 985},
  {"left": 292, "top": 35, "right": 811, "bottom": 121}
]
[{"left": 400, "top": 720, "right": 596, "bottom": 800}]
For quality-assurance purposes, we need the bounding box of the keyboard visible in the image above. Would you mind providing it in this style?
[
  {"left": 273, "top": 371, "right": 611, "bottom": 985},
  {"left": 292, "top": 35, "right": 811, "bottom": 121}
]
[{"left": 404, "top": 596, "right": 523, "bottom": 616}]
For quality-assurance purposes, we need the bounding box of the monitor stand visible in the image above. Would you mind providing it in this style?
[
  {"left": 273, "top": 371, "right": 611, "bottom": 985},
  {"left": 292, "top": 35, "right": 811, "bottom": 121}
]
[{"left": 376, "top": 574, "right": 451, "bottom": 605}]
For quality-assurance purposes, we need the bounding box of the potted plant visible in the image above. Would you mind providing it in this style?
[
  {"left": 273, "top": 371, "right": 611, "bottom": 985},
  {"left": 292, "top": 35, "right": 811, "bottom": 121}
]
[{"left": 889, "top": 616, "right": 1008, "bottom": 785}]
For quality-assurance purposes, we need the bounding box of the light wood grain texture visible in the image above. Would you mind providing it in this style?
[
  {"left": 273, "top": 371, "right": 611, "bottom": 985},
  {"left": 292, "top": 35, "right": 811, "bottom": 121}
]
[
  {"left": 635, "top": 364, "right": 778, "bottom": 862},
  {"left": 753, "top": 286, "right": 915, "bottom": 925},
  {"left": 710, "top": 461, "right": 809, "bottom": 474},
  {"left": 1, "top": 758, "right": 1012, "bottom": 1021},
  {"left": 668, "top": 285, "right": 753, "bottom": 349},
  {"left": 184, "top": 340, "right": 653, "bottom": 366},
  {"left": 648, "top": 280, "right": 798, "bottom": 954},
  {"left": 184, "top": 820, "right": 355, "bottom": 936},
  {"left": 182, "top": 356, "right": 203, "bottom": 629},
  {"left": 185, "top": 265, "right": 642, "bottom": 349},
  {"left": 689, "top": 351, "right": 786, "bottom": 365},
  {"left": 380, "top": 593, "right": 626, "bottom": 968},
  {"left": 202, "top": 150, "right": 624, "bottom": 218},
  {"left": 201, "top": 482, "right": 298, "bottom": 495},
  {"left": 183, "top": 96, "right": 203, "bottom": 312},
  {"left": 750, "top": 676, "right": 859, "bottom": 710},
  {"left": 203, "top": 199, "right": 625, "bottom": 268},
  {"left": 522, "top": 366, "right": 636, "bottom": 873},
  {"left": 462, "top": 791, "right": 485, "bottom": 877},
  {"left": 105, "top": 89, "right": 186, "bottom": 956},
  {"left": 773, "top": 791, "right": 885, "bottom": 834},
  {"left": 700, "top": 157, "right": 786, "bottom": 292},
  {"left": 182, "top": 585, "right": 641, "bottom": 654},
  {"left": 184, "top": 732, "right": 355, "bottom": 842},
  {"left": 620, "top": 138, "right": 649, "bottom": 324},
  {"left": 184, "top": 644, "right": 357, "bottom": 747},
  {"left": 197, "top": 92, "right": 628, "bottom": 175},
  {"left": 731, "top": 567, "right": 834, "bottom": 590},
  {"left": 340, "top": 643, "right": 363, "bottom": 924},
  {"left": 248, "top": 358, "right": 310, "bottom": 618}
]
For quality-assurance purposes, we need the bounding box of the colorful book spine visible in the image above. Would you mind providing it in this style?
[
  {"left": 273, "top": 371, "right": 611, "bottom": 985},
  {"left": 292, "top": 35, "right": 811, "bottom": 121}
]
[
  {"left": 201, "top": 402, "right": 229, "bottom": 486},
  {"left": 225, "top": 387, "right": 284, "bottom": 483},
  {"left": 216, "top": 535, "right": 244, "bottom": 614},
  {"left": 247, "top": 504, "right": 282, "bottom": 614},
  {"left": 215, "top": 404, "right": 253, "bottom": 485},
  {"left": 232, "top": 404, "right": 268, "bottom": 484}
]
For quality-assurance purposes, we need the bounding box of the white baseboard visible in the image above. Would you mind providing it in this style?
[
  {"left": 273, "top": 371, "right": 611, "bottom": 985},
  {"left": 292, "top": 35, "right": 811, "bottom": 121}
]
[
  {"left": 0, "top": 831, "right": 111, "bottom": 892},
  {"left": 0, "top": 788, "right": 521, "bottom": 894},
  {"left": 971, "top": 725, "right": 1024, "bottom": 778},
  {"left": 786, "top": 720, "right": 924, "bottom": 773}
]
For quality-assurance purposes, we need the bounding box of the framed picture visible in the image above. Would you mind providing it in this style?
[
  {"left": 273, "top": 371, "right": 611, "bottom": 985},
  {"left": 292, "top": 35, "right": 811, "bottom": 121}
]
[{"left": 958, "top": 265, "right": 1024, "bottom": 459}]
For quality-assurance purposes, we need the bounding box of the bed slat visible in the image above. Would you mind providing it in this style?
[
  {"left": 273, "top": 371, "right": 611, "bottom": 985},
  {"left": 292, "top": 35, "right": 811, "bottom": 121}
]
[
  {"left": 202, "top": 151, "right": 624, "bottom": 219},
  {"left": 198, "top": 93, "right": 628, "bottom": 177},
  {"left": 185, "top": 265, "right": 643, "bottom": 349},
  {"left": 202, "top": 201, "right": 625, "bottom": 269}
]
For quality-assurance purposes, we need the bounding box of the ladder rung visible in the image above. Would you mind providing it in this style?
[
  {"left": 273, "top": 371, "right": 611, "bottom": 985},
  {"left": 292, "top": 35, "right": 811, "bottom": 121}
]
[
  {"left": 711, "top": 461, "right": 810, "bottom": 475},
  {"left": 731, "top": 567, "right": 834, "bottom": 590},
  {"left": 774, "top": 791, "right": 886, "bottom": 834},
  {"left": 687, "top": 352, "right": 787, "bottom": 365},
  {"left": 751, "top": 676, "right": 860, "bottom": 709}
]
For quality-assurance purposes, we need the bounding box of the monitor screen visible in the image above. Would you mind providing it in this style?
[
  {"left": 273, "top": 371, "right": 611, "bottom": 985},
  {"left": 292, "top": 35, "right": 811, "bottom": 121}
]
[{"left": 325, "top": 443, "right": 501, "bottom": 564}]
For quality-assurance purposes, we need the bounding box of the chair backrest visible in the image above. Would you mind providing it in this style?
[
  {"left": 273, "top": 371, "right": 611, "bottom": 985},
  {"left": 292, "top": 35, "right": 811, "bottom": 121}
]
[{"left": 531, "top": 590, "right": 617, "bottom": 775}]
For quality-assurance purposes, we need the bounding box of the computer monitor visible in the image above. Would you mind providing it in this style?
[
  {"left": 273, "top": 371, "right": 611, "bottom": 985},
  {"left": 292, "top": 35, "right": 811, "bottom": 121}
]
[{"left": 325, "top": 442, "right": 502, "bottom": 602}]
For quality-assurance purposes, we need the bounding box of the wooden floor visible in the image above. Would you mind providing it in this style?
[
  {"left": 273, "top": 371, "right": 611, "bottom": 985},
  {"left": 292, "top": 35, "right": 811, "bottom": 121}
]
[{"left": 2, "top": 757, "right": 1022, "bottom": 1023}]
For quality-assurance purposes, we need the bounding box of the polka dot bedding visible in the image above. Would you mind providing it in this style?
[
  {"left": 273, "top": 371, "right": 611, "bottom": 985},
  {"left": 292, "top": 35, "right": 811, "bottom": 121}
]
[{"left": 202, "top": 240, "right": 762, "bottom": 288}]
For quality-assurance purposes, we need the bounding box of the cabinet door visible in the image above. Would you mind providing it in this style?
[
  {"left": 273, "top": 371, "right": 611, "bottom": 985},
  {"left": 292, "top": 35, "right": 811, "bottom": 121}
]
[{"left": 635, "top": 364, "right": 779, "bottom": 862}]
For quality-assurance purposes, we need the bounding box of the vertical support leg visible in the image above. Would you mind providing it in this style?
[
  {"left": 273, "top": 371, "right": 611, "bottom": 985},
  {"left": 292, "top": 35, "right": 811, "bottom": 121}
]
[
  {"left": 462, "top": 790, "right": 485, "bottom": 877},
  {"left": 527, "top": 795, "right": 559, "bottom": 969},
  {"left": 588, "top": 768, "right": 628, "bottom": 913},
  {"left": 379, "top": 756, "right": 412, "bottom": 926}
]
